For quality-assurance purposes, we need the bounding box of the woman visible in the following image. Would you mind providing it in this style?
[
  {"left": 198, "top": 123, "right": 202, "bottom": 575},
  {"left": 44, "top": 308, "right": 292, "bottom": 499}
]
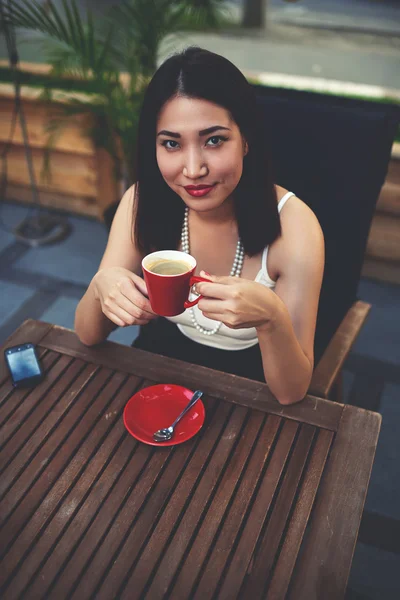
[{"left": 75, "top": 47, "right": 324, "bottom": 405}]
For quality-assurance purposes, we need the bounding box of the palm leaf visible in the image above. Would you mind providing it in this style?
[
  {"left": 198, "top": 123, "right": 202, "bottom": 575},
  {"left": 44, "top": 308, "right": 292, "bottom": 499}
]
[
  {"left": 111, "top": 0, "right": 226, "bottom": 75},
  {"left": 86, "top": 8, "right": 95, "bottom": 71},
  {"left": 70, "top": 0, "right": 86, "bottom": 57},
  {"left": 6, "top": 0, "right": 117, "bottom": 77},
  {"left": 179, "top": 0, "right": 227, "bottom": 29},
  {"left": 6, "top": 0, "right": 68, "bottom": 43},
  {"left": 46, "top": 1, "right": 71, "bottom": 43}
]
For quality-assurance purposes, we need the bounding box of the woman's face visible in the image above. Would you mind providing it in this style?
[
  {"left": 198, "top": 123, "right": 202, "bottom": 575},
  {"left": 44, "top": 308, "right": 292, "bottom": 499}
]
[{"left": 156, "top": 96, "right": 247, "bottom": 214}]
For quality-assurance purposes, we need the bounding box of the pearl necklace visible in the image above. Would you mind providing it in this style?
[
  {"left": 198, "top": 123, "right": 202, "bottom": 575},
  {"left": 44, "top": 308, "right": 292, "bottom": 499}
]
[{"left": 181, "top": 207, "right": 245, "bottom": 335}]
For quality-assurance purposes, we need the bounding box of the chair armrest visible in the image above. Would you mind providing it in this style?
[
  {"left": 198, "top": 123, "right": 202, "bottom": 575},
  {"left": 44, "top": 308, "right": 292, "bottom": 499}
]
[{"left": 309, "top": 300, "right": 371, "bottom": 399}]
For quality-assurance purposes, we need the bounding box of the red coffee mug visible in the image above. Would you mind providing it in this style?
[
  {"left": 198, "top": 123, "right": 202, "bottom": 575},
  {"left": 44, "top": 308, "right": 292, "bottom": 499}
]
[{"left": 142, "top": 250, "right": 210, "bottom": 317}]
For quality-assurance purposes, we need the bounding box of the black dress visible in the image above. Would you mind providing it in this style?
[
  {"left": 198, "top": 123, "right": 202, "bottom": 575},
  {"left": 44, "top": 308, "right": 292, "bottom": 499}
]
[{"left": 132, "top": 317, "right": 265, "bottom": 382}]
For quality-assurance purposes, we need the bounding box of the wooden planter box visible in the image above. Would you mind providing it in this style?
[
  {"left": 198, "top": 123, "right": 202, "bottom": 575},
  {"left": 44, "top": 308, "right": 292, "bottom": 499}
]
[
  {"left": 1, "top": 70, "right": 399, "bottom": 284},
  {"left": 0, "top": 80, "right": 118, "bottom": 219},
  {"left": 362, "top": 144, "right": 400, "bottom": 284}
]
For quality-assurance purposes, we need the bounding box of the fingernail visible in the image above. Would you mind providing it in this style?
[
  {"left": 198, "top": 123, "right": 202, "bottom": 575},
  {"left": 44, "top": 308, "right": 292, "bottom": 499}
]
[{"left": 203, "top": 271, "right": 211, "bottom": 276}]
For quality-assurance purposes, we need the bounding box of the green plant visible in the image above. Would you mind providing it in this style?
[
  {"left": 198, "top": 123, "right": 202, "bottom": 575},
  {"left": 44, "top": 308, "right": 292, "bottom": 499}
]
[{"left": 4, "top": 0, "right": 227, "bottom": 187}]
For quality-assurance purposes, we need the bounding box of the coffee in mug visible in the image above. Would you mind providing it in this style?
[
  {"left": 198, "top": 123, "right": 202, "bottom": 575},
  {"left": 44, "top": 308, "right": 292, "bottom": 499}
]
[
  {"left": 142, "top": 250, "right": 210, "bottom": 317},
  {"left": 146, "top": 258, "right": 191, "bottom": 276}
]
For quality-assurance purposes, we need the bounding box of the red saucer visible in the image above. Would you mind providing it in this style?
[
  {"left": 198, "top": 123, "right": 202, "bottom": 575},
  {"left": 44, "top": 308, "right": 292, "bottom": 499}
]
[{"left": 123, "top": 384, "right": 205, "bottom": 447}]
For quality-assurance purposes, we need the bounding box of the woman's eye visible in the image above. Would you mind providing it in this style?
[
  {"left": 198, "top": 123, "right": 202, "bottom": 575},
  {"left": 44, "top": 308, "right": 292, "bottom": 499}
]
[
  {"left": 162, "top": 140, "right": 179, "bottom": 150},
  {"left": 206, "top": 135, "right": 227, "bottom": 147}
]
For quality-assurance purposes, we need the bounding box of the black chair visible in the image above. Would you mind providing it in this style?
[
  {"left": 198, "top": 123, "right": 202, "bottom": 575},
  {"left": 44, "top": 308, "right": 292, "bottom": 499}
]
[{"left": 253, "top": 84, "right": 400, "bottom": 400}]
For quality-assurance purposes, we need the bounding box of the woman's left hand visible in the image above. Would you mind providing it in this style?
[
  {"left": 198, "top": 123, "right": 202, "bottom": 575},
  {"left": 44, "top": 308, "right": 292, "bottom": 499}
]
[{"left": 196, "top": 271, "right": 281, "bottom": 331}]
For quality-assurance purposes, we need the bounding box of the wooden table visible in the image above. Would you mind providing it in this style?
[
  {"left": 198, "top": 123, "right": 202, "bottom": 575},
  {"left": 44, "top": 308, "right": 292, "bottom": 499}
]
[{"left": 0, "top": 320, "right": 381, "bottom": 600}]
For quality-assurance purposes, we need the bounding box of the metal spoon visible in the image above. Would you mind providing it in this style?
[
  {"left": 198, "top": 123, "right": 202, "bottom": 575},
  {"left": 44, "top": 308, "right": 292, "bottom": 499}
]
[{"left": 153, "top": 390, "right": 203, "bottom": 442}]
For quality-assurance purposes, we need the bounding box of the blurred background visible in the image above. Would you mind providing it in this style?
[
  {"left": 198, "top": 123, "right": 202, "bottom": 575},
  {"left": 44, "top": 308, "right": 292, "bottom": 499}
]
[{"left": 0, "top": 2, "right": 400, "bottom": 598}]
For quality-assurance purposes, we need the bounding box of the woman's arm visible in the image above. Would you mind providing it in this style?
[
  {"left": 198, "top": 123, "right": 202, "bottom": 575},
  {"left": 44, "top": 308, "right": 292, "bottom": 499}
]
[
  {"left": 255, "top": 296, "right": 316, "bottom": 405},
  {"left": 197, "top": 198, "right": 324, "bottom": 405},
  {"left": 75, "top": 185, "right": 156, "bottom": 346},
  {"left": 75, "top": 275, "right": 117, "bottom": 346},
  {"left": 255, "top": 199, "right": 324, "bottom": 403}
]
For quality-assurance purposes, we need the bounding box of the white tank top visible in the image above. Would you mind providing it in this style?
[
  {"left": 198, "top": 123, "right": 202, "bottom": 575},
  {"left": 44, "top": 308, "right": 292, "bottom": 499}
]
[{"left": 167, "top": 192, "right": 295, "bottom": 351}]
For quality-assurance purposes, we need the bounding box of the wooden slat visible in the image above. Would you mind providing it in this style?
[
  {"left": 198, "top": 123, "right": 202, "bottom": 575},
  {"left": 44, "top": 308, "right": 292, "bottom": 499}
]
[
  {"left": 98, "top": 401, "right": 243, "bottom": 600},
  {"left": 68, "top": 443, "right": 177, "bottom": 600},
  {"left": 362, "top": 256, "right": 400, "bottom": 286},
  {"left": 309, "top": 301, "right": 371, "bottom": 399},
  {"left": 0, "top": 60, "right": 54, "bottom": 75},
  {"left": 50, "top": 441, "right": 160, "bottom": 599},
  {"left": 0, "top": 67, "right": 134, "bottom": 100},
  {"left": 6, "top": 183, "right": 99, "bottom": 219},
  {"left": 0, "top": 320, "right": 53, "bottom": 384},
  {"left": 0, "top": 368, "right": 137, "bottom": 595},
  {"left": 366, "top": 213, "right": 400, "bottom": 262},
  {"left": 239, "top": 424, "right": 316, "bottom": 600},
  {"left": 129, "top": 405, "right": 261, "bottom": 600},
  {"left": 288, "top": 406, "right": 381, "bottom": 600},
  {"left": 0, "top": 352, "right": 70, "bottom": 455},
  {"left": 68, "top": 396, "right": 222, "bottom": 599},
  {"left": 4, "top": 375, "right": 141, "bottom": 600},
  {"left": 194, "top": 419, "right": 298, "bottom": 600},
  {"left": 0, "top": 82, "right": 94, "bottom": 104},
  {"left": 24, "top": 435, "right": 140, "bottom": 598},
  {"left": 40, "top": 323, "right": 344, "bottom": 431},
  {"left": 266, "top": 428, "right": 334, "bottom": 599},
  {"left": 0, "top": 143, "right": 97, "bottom": 197},
  {"left": 30, "top": 432, "right": 135, "bottom": 594},
  {"left": 95, "top": 147, "right": 120, "bottom": 212},
  {"left": 16, "top": 381, "right": 218, "bottom": 599},
  {"left": 0, "top": 360, "right": 99, "bottom": 511},
  {"left": 169, "top": 414, "right": 281, "bottom": 600},
  {"left": 0, "top": 97, "right": 93, "bottom": 155},
  {"left": 0, "top": 365, "right": 115, "bottom": 553},
  {"left": 386, "top": 154, "right": 400, "bottom": 185},
  {"left": 377, "top": 182, "right": 400, "bottom": 216}
]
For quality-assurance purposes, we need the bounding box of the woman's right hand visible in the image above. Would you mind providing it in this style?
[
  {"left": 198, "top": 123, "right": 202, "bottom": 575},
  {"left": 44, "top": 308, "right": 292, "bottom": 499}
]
[{"left": 92, "top": 267, "right": 158, "bottom": 327}]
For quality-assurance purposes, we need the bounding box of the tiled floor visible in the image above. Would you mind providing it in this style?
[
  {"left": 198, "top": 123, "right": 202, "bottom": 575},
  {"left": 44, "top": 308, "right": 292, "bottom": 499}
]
[
  {"left": 1, "top": 200, "right": 400, "bottom": 599},
  {"left": 0, "top": 201, "right": 137, "bottom": 346}
]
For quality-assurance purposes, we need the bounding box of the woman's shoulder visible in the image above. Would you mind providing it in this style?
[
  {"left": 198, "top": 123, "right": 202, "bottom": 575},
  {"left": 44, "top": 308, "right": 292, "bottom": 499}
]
[
  {"left": 99, "top": 182, "right": 143, "bottom": 270},
  {"left": 122, "top": 183, "right": 136, "bottom": 209},
  {"left": 272, "top": 187, "right": 324, "bottom": 272},
  {"left": 275, "top": 186, "right": 320, "bottom": 232}
]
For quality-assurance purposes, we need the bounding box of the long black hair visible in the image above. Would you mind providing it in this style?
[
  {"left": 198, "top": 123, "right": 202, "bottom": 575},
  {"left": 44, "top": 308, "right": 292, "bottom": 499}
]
[{"left": 134, "top": 47, "right": 280, "bottom": 256}]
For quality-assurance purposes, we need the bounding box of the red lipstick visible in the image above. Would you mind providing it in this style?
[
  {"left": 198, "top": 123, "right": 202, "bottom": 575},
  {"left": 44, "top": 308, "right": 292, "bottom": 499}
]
[{"left": 184, "top": 184, "right": 216, "bottom": 197}]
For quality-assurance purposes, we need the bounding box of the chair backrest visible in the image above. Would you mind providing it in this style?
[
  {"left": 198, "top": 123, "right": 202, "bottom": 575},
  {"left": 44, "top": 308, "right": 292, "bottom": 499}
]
[{"left": 253, "top": 85, "right": 400, "bottom": 363}]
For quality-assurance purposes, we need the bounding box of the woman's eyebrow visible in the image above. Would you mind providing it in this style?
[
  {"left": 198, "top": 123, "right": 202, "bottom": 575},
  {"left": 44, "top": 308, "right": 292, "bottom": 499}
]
[
  {"left": 157, "top": 125, "right": 231, "bottom": 138},
  {"left": 157, "top": 130, "right": 180, "bottom": 138},
  {"left": 198, "top": 125, "right": 231, "bottom": 136}
]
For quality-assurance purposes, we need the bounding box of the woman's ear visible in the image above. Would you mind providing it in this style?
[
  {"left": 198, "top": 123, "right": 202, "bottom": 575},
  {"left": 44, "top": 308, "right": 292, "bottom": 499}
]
[{"left": 243, "top": 139, "right": 249, "bottom": 156}]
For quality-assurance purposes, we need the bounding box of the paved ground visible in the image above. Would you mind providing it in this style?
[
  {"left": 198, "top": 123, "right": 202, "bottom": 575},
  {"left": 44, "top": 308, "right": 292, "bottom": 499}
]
[
  {"left": 159, "top": 1, "right": 400, "bottom": 90},
  {"left": 255, "top": 0, "right": 400, "bottom": 36},
  {"left": 161, "top": 24, "right": 400, "bottom": 89},
  {"left": 1, "top": 1, "right": 400, "bottom": 91}
]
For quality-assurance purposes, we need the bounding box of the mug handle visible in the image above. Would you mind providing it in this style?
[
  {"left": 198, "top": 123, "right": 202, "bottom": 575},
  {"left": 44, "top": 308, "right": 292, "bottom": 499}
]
[{"left": 184, "top": 275, "right": 211, "bottom": 309}]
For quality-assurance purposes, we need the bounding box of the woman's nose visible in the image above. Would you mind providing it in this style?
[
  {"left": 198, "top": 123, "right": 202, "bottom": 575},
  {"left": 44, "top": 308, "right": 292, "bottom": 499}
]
[{"left": 182, "top": 149, "right": 208, "bottom": 179}]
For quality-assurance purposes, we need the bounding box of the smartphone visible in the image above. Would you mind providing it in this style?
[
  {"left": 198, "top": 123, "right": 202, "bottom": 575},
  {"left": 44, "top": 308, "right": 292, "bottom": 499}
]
[{"left": 4, "top": 343, "right": 45, "bottom": 388}]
